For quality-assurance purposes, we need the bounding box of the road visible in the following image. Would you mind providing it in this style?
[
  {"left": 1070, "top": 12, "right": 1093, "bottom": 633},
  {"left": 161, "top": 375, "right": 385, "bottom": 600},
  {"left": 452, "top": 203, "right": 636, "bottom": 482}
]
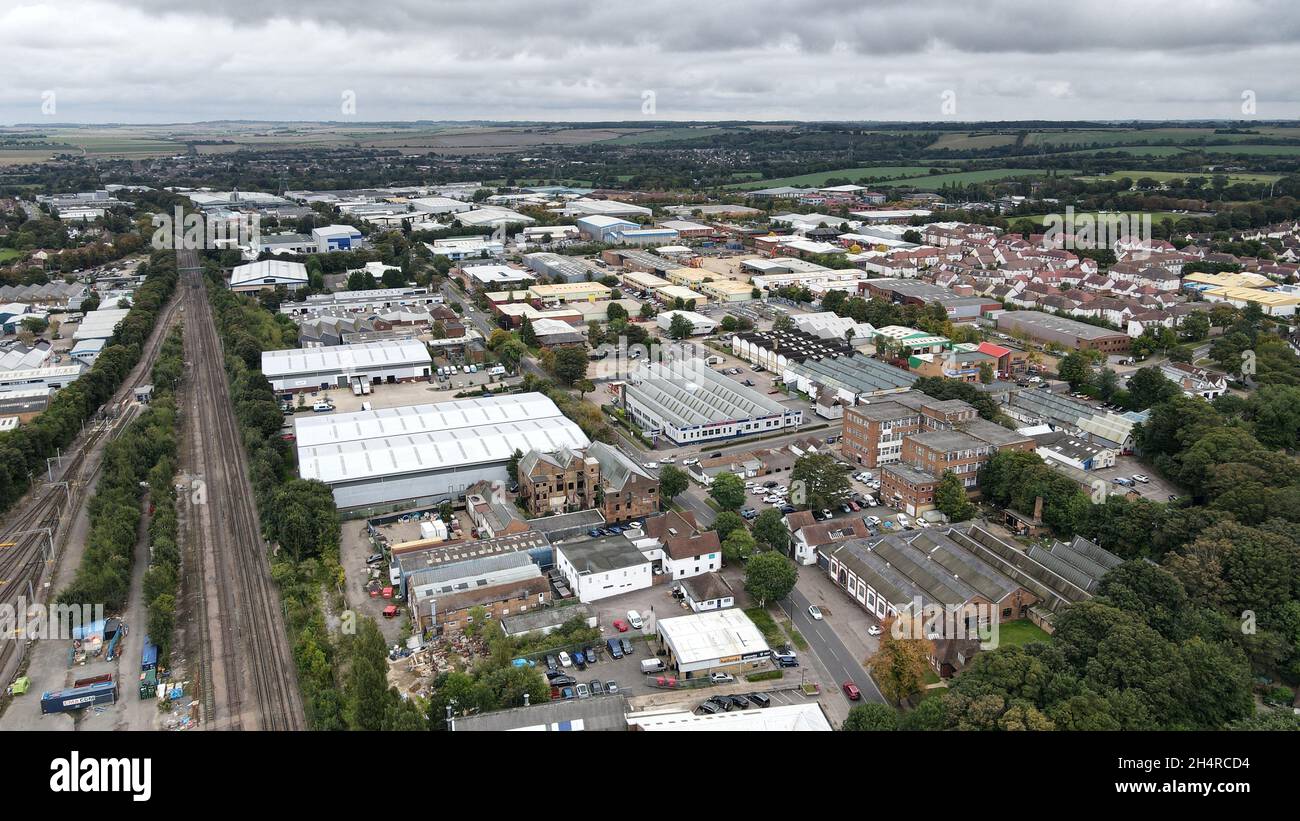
[{"left": 779, "top": 585, "right": 886, "bottom": 708}]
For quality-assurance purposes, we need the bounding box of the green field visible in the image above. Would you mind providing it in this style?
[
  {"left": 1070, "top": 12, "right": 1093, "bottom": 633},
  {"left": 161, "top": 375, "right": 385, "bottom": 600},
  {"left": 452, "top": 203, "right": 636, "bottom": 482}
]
[
  {"left": 1195, "top": 144, "right": 1300, "bottom": 156},
  {"left": 0, "top": 249, "right": 24, "bottom": 263},
  {"left": 1075, "top": 169, "right": 1283, "bottom": 184},
  {"left": 604, "top": 126, "right": 742, "bottom": 145},
  {"left": 886, "top": 168, "right": 1070, "bottom": 189},
  {"left": 927, "top": 132, "right": 1019, "bottom": 151},
  {"left": 723, "top": 165, "right": 955, "bottom": 190},
  {"left": 996, "top": 620, "right": 1053, "bottom": 648},
  {"left": 1037, "top": 145, "right": 1194, "bottom": 157}
]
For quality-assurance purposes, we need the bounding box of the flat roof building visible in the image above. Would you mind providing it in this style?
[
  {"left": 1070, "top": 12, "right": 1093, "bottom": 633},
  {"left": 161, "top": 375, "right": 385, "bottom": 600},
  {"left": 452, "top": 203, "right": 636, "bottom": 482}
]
[
  {"left": 295, "top": 392, "right": 590, "bottom": 513},
  {"left": 654, "top": 609, "right": 770, "bottom": 677},
  {"left": 620, "top": 361, "right": 801, "bottom": 445},
  {"left": 261, "top": 339, "right": 433, "bottom": 392},
  {"left": 229, "top": 260, "right": 309, "bottom": 293},
  {"left": 996, "top": 311, "right": 1131, "bottom": 352}
]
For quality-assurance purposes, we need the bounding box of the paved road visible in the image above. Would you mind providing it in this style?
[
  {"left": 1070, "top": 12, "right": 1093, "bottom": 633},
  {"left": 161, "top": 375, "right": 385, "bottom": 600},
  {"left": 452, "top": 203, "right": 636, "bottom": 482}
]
[{"left": 779, "top": 585, "right": 886, "bottom": 707}]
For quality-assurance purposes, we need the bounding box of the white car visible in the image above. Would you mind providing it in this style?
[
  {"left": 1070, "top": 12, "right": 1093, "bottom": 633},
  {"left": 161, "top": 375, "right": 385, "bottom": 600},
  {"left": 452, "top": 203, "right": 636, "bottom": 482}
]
[
  {"left": 644, "top": 462, "right": 659, "bottom": 469},
  {"left": 866, "top": 515, "right": 882, "bottom": 527},
  {"left": 558, "top": 651, "right": 572, "bottom": 668},
  {"left": 660, "top": 456, "right": 676, "bottom": 464},
  {"left": 626, "top": 610, "right": 644, "bottom": 630},
  {"left": 1132, "top": 474, "right": 1150, "bottom": 483},
  {"left": 808, "top": 605, "right": 824, "bottom": 620},
  {"left": 709, "top": 672, "right": 735, "bottom": 684},
  {"left": 682, "top": 458, "right": 699, "bottom": 466},
  {"left": 867, "top": 625, "right": 883, "bottom": 637}
]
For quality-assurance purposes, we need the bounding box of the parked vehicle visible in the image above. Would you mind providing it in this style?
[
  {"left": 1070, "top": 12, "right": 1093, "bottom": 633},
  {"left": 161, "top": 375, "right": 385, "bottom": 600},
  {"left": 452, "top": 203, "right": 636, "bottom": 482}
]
[
  {"left": 1132, "top": 474, "right": 1150, "bottom": 483},
  {"left": 697, "top": 700, "right": 722, "bottom": 715},
  {"left": 311, "top": 401, "right": 333, "bottom": 412},
  {"left": 707, "top": 696, "right": 733, "bottom": 711},
  {"left": 867, "top": 625, "right": 883, "bottom": 636},
  {"left": 727, "top": 695, "right": 750, "bottom": 709},
  {"left": 575, "top": 683, "right": 590, "bottom": 699},
  {"left": 41, "top": 678, "right": 118, "bottom": 714},
  {"left": 619, "top": 638, "right": 634, "bottom": 656},
  {"left": 709, "top": 672, "right": 735, "bottom": 684},
  {"left": 549, "top": 675, "right": 576, "bottom": 687},
  {"left": 640, "top": 658, "right": 666, "bottom": 674},
  {"left": 546, "top": 654, "right": 558, "bottom": 671},
  {"left": 558, "top": 651, "right": 572, "bottom": 668},
  {"left": 606, "top": 638, "right": 624, "bottom": 659},
  {"left": 626, "top": 610, "right": 643, "bottom": 629},
  {"left": 606, "top": 680, "right": 619, "bottom": 694},
  {"left": 746, "top": 692, "right": 771, "bottom": 708},
  {"left": 613, "top": 619, "right": 629, "bottom": 632}
]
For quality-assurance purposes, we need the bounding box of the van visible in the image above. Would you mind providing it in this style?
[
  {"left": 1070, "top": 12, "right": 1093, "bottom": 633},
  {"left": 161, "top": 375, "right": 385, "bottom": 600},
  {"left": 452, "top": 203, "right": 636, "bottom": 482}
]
[
  {"left": 311, "top": 401, "right": 332, "bottom": 413},
  {"left": 606, "top": 638, "right": 624, "bottom": 659},
  {"left": 626, "top": 610, "right": 643, "bottom": 629},
  {"left": 640, "top": 658, "right": 666, "bottom": 674}
]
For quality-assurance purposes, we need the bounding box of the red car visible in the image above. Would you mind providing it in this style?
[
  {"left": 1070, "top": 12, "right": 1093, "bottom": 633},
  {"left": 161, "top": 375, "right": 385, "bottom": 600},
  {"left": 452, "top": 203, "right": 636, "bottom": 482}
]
[
  {"left": 843, "top": 682, "right": 861, "bottom": 701},
  {"left": 613, "top": 619, "right": 629, "bottom": 632}
]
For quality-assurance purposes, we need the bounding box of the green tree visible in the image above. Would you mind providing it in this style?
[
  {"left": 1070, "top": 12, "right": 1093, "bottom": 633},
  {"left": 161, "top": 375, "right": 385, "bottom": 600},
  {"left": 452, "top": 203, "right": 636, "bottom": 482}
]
[
  {"left": 744, "top": 550, "right": 797, "bottom": 606},
  {"left": 933, "top": 471, "right": 975, "bottom": 522},
  {"left": 668, "top": 313, "right": 693, "bottom": 340},
  {"left": 550, "top": 346, "right": 588, "bottom": 385},
  {"left": 752, "top": 508, "right": 790, "bottom": 553},
  {"left": 790, "top": 453, "right": 850, "bottom": 511},
  {"left": 709, "top": 472, "right": 746, "bottom": 511},
  {"left": 507, "top": 448, "right": 524, "bottom": 484},
  {"left": 658, "top": 464, "right": 689, "bottom": 504},
  {"left": 710, "top": 510, "right": 746, "bottom": 542},
  {"left": 722, "top": 528, "right": 757, "bottom": 563},
  {"left": 841, "top": 703, "right": 899, "bottom": 731}
]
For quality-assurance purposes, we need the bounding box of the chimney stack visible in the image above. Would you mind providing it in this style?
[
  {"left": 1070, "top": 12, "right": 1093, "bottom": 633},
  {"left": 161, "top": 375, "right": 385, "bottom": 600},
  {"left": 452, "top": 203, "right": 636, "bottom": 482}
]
[{"left": 1033, "top": 495, "right": 1044, "bottom": 521}]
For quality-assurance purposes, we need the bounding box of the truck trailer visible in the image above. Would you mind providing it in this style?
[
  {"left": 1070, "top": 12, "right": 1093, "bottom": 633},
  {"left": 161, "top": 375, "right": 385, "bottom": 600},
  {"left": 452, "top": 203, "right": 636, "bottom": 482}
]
[{"left": 40, "top": 677, "right": 118, "bottom": 715}]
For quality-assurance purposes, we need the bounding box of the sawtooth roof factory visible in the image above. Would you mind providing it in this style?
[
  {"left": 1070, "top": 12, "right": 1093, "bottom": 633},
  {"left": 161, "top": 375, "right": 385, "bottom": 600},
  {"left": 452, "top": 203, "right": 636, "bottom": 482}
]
[
  {"left": 615, "top": 362, "right": 802, "bottom": 446},
  {"left": 294, "top": 392, "right": 591, "bottom": 513}
]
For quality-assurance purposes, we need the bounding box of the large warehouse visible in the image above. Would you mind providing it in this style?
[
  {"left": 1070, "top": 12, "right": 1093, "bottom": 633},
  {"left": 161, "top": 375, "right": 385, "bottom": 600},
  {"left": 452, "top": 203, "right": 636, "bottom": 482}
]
[
  {"left": 261, "top": 339, "right": 433, "bottom": 392},
  {"left": 995, "top": 311, "right": 1130, "bottom": 353},
  {"left": 294, "top": 392, "right": 591, "bottom": 512},
  {"left": 620, "top": 362, "right": 802, "bottom": 445}
]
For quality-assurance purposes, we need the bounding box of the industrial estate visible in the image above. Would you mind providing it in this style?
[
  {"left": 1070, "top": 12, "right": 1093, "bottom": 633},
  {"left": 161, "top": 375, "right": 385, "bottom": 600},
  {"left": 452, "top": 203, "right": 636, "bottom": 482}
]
[{"left": 1, "top": 6, "right": 1298, "bottom": 761}]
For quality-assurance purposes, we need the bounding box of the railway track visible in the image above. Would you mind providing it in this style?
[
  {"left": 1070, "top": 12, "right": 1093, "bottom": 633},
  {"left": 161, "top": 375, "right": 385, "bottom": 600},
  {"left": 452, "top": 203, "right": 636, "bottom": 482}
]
[
  {"left": 180, "top": 253, "right": 303, "bottom": 731},
  {"left": 0, "top": 270, "right": 185, "bottom": 685}
]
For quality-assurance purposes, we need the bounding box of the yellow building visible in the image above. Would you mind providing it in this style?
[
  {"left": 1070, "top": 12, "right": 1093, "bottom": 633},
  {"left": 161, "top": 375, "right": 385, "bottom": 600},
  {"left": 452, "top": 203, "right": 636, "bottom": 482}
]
[
  {"left": 656, "top": 285, "right": 707, "bottom": 306},
  {"left": 1201, "top": 286, "right": 1300, "bottom": 317},
  {"left": 667, "top": 267, "right": 713, "bottom": 287},
  {"left": 1183, "top": 271, "right": 1274, "bottom": 290},
  {"left": 621, "top": 271, "right": 673, "bottom": 292},
  {"left": 699, "top": 279, "right": 755, "bottom": 303},
  {"left": 527, "top": 282, "right": 614, "bottom": 305}
]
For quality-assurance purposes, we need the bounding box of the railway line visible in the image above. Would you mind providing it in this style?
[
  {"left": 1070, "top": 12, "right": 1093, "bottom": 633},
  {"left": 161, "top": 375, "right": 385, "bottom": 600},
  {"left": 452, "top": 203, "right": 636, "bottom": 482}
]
[
  {"left": 179, "top": 251, "right": 303, "bottom": 731},
  {"left": 0, "top": 269, "right": 185, "bottom": 688}
]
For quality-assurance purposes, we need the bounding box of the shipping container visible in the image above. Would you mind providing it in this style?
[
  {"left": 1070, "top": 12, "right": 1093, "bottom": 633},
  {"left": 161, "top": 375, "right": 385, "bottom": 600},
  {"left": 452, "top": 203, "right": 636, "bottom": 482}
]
[
  {"left": 138, "top": 668, "right": 158, "bottom": 700},
  {"left": 41, "top": 678, "right": 117, "bottom": 714},
  {"left": 140, "top": 637, "right": 158, "bottom": 672}
]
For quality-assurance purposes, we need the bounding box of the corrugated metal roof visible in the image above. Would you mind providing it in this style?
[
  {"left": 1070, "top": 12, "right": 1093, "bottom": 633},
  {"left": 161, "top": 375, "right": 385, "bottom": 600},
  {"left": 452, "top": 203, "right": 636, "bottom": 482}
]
[{"left": 261, "top": 339, "right": 431, "bottom": 378}]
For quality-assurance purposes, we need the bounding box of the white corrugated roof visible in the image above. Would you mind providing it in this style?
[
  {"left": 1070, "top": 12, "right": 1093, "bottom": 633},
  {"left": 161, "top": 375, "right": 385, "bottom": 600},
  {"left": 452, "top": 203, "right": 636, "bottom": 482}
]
[
  {"left": 230, "top": 260, "right": 308, "bottom": 287},
  {"left": 294, "top": 392, "right": 565, "bottom": 447},
  {"left": 261, "top": 339, "right": 430, "bottom": 377},
  {"left": 657, "top": 609, "right": 769, "bottom": 665},
  {"left": 298, "top": 416, "right": 588, "bottom": 483}
]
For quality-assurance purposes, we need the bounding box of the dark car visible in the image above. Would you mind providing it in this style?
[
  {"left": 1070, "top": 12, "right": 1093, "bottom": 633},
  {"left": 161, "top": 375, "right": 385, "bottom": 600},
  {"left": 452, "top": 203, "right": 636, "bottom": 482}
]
[
  {"left": 584, "top": 646, "right": 598, "bottom": 664},
  {"left": 746, "top": 692, "right": 771, "bottom": 708},
  {"left": 727, "top": 695, "right": 750, "bottom": 709},
  {"left": 780, "top": 504, "right": 796, "bottom": 514},
  {"left": 697, "top": 700, "right": 722, "bottom": 715},
  {"left": 573, "top": 651, "right": 587, "bottom": 670},
  {"left": 589, "top": 679, "right": 604, "bottom": 695},
  {"left": 549, "top": 675, "right": 576, "bottom": 687},
  {"left": 606, "top": 638, "right": 624, "bottom": 659},
  {"left": 545, "top": 654, "right": 558, "bottom": 672},
  {"left": 560, "top": 687, "right": 576, "bottom": 700},
  {"left": 776, "top": 657, "right": 799, "bottom": 668},
  {"left": 619, "top": 638, "right": 634, "bottom": 656},
  {"left": 707, "top": 696, "right": 732, "bottom": 712},
  {"left": 365, "top": 553, "right": 384, "bottom": 565},
  {"left": 588, "top": 528, "right": 603, "bottom": 537}
]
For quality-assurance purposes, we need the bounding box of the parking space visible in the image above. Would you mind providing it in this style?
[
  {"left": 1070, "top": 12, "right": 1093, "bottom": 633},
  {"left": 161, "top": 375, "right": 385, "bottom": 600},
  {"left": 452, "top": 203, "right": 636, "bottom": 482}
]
[
  {"left": 282, "top": 372, "right": 522, "bottom": 418},
  {"left": 1088, "top": 456, "right": 1183, "bottom": 501}
]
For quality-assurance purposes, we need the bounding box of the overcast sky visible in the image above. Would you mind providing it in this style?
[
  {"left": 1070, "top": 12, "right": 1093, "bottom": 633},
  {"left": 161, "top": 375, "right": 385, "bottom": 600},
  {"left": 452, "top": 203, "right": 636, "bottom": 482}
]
[{"left": 4, "top": 0, "right": 1299, "bottom": 124}]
